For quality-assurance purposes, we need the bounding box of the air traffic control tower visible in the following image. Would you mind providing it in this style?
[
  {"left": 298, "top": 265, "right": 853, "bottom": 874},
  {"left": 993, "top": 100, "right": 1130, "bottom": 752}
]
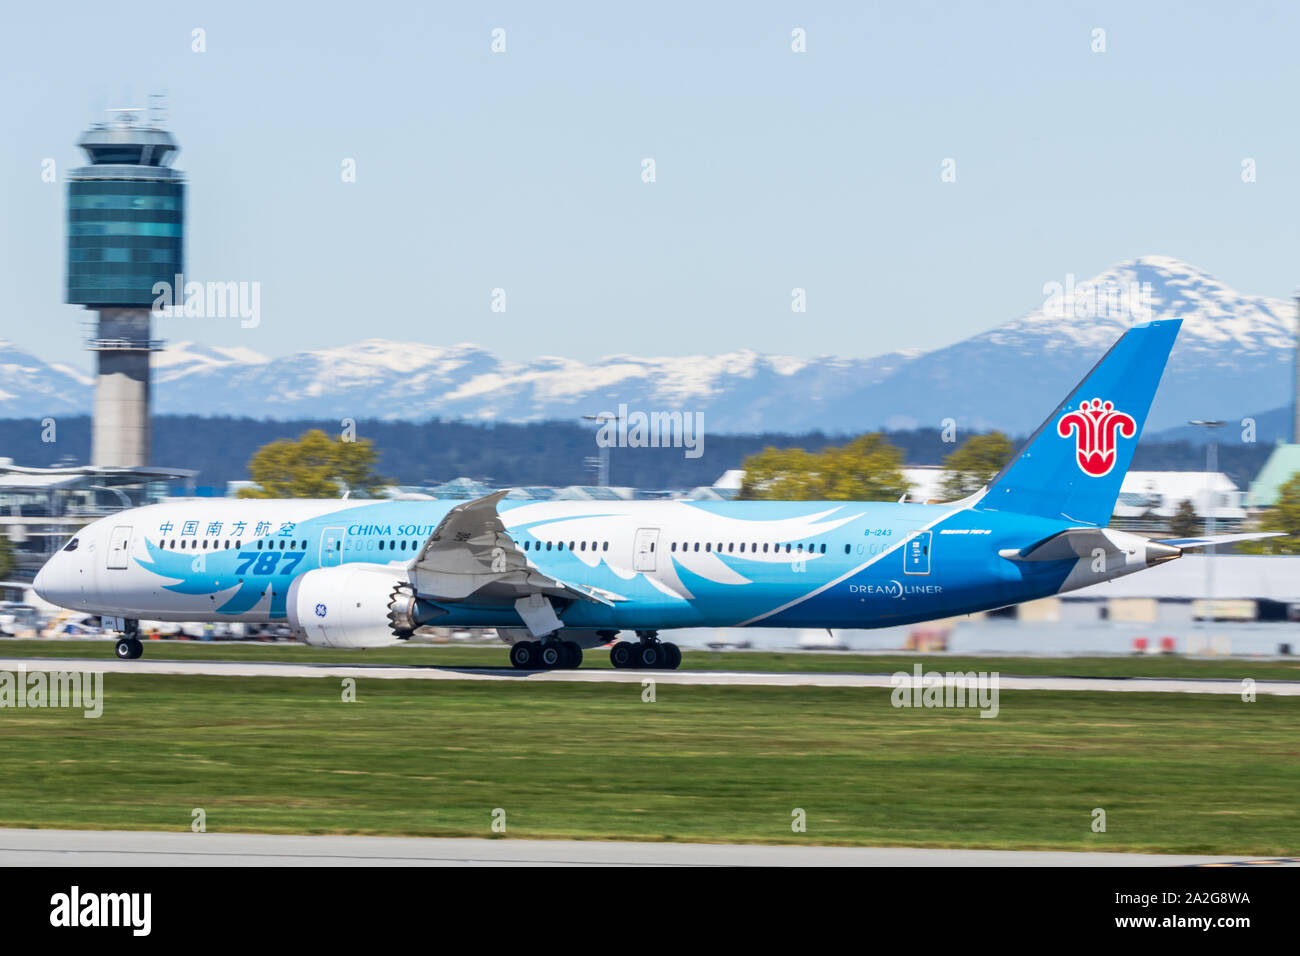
[{"left": 66, "top": 109, "right": 184, "bottom": 467}]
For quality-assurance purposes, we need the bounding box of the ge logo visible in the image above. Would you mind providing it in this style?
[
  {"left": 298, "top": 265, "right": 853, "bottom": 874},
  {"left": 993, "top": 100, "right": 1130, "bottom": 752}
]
[{"left": 314, "top": 603, "right": 327, "bottom": 618}]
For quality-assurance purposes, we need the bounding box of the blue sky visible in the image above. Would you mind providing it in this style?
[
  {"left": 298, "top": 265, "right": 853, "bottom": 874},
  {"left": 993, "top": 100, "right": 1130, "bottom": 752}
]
[{"left": 2, "top": 0, "right": 1297, "bottom": 369}]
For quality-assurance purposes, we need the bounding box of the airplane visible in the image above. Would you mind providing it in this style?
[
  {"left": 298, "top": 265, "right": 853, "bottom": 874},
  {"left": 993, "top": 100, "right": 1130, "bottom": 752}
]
[{"left": 32, "top": 318, "right": 1272, "bottom": 669}]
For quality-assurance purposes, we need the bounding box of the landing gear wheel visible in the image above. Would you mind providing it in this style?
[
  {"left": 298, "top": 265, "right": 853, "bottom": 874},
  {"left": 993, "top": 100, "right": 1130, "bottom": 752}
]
[
  {"left": 610, "top": 641, "right": 636, "bottom": 668},
  {"left": 539, "top": 642, "right": 562, "bottom": 669},
  {"left": 561, "top": 641, "right": 583, "bottom": 669},
  {"left": 510, "top": 641, "right": 538, "bottom": 670},
  {"left": 637, "top": 642, "right": 660, "bottom": 668},
  {"left": 660, "top": 642, "right": 681, "bottom": 670},
  {"left": 115, "top": 638, "right": 143, "bottom": 660}
]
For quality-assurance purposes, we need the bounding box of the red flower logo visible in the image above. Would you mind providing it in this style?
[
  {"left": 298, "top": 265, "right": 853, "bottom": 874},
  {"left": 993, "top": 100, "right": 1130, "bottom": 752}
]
[{"left": 1057, "top": 398, "right": 1137, "bottom": 477}]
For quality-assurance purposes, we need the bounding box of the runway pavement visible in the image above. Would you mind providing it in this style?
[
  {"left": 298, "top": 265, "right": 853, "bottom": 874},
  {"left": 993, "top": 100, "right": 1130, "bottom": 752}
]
[
  {"left": 0, "top": 828, "right": 1286, "bottom": 866},
  {"left": 2, "top": 655, "right": 1296, "bottom": 695}
]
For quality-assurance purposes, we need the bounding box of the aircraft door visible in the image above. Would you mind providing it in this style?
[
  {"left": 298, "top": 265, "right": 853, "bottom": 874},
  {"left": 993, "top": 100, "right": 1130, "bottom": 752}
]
[
  {"left": 106, "top": 525, "right": 133, "bottom": 570},
  {"left": 633, "top": 528, "right": 659, "bottom": 572},
  {"left": 321, "top": 527, "right": 346, "bottom": 567},
  {"left": 904, "top": 530, "right": 932, "bottom": 575}
]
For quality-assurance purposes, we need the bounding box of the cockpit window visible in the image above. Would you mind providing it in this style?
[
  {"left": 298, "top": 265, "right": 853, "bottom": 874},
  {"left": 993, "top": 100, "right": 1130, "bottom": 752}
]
[{"left": 62, "top": 537, "right": 80, "bottom": 552}]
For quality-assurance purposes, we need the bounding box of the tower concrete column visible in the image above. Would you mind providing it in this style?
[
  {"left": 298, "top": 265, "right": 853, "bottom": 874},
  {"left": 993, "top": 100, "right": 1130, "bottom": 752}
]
[{"left": 89, "top": 308, "right": 154, "bottom": 467}]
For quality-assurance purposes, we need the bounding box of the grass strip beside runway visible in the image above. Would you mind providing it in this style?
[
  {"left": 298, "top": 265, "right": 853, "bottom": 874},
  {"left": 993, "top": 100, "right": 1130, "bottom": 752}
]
[
  {"left": 1, "top": 673, "right": 1297, "bottom": 854},
  {"left": 3, "top": 638, "right": 1299, "bottom": 680}
]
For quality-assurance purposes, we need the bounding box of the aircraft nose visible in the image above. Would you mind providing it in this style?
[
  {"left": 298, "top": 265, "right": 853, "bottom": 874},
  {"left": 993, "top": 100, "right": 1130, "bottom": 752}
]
[
  {"left": 31, "top": 564, "right": 49, "bottom": 600},
  {"left": 32, "top": 559, "right": 62, "bottom": 605},
  {"left": 32, "top": 563, "right": 50, "bottom": 601}
]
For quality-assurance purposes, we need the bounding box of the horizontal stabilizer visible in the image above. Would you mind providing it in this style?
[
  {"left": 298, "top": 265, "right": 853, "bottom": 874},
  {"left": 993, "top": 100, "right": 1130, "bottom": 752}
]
[
  {"left": 1000, "top": 527, "right": 1179, "bottom": 564},
  {"left": 1155, "top": 532, "right": 1284, "bottom": 550}
]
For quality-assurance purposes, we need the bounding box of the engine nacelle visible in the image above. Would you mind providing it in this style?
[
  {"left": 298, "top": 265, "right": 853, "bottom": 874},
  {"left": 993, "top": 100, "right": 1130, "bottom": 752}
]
[{"left": 287, "top": 565, "right": 413, "bottom": 649}]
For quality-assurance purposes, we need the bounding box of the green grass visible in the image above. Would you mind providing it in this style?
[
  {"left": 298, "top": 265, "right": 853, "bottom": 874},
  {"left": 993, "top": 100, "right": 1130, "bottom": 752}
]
[
  {"left": 2, "top": 673, "right": 1298, "bottom": 854},
  {"left": 3, "top": 637, "right": 1300, "bottom": 680}
]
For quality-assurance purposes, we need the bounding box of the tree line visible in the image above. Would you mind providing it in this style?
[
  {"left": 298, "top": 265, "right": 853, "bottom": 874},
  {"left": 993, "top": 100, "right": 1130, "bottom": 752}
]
[{"left": 0, "top": 415, "right": 1277, "bottom": 491}]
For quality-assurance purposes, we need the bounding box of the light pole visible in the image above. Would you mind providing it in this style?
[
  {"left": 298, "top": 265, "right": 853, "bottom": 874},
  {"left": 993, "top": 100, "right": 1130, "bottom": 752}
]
[{"left": 1189, "top": 419, "right": 1225, "bottom": 627}]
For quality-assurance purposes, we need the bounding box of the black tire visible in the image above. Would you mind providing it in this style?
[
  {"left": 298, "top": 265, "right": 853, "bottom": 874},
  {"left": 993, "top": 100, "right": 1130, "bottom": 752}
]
[
  {"left": 539, "top": 642, "right": 562, "bottom": 668},
  {"left": 114, "top": 639, "right": 133, "bottom": 660},
  {"left": 509, "top": 641, "right": 537, "bottom": 670},
  {"left": 609, "top": 641, "right": 635, "bottom": 668},
  {"left": 661, "top": 642, "right": 682, "bottom": 670},
  {"left": 562, "top": 641, "right": 583, "bottom": 669},
  {"left": 637, "top": 642, "right": 659, "bottom": 668}
]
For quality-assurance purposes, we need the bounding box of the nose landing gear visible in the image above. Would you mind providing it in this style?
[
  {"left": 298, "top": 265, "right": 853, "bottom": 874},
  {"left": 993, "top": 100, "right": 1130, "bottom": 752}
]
[{"left": 107, "top": 617, "right": 144, "bottom": 660}]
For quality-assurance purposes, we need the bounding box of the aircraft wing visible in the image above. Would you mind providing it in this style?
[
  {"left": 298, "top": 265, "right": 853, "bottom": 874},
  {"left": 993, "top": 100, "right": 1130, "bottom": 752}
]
[{"left": 407, "top": 490, "right": 620, "bottom": 607}]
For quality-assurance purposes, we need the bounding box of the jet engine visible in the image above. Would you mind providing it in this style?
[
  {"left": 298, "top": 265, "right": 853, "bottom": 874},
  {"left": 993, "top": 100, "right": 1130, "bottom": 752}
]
[{"left": 286, "top": 565, "right": 444, "bottom": 648}]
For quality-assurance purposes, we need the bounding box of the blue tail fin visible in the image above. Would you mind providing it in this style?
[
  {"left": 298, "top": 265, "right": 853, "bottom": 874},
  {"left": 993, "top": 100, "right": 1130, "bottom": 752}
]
[{"left": 980, "top": 319, "right": 1181, "bottom": 526}]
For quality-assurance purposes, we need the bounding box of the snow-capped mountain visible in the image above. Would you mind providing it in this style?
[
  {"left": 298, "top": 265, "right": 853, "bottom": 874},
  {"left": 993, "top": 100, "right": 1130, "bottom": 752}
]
[
  {"left": 152, "top": 340, "right": 918, "bottom": 431},
  {"left": 1, "top": 256, "right": 1293, "bottom": 434},
  {"left": 830, "top": 255, "right": 1296, "bottom": 434},
  {"left": 0, "top": 342, "right": 93, "bottom": 416}
]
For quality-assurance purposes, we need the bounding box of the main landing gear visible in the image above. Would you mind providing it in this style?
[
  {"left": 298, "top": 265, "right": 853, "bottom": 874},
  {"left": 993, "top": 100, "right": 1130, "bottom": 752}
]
[
  {"left": 110, "top": 618, "right": 144, "bottom": 660},
  {"left": 510, "top": 638, "right": 583, "bottom": 671},
  {"left": 610, "top": 631, "right": 681, "bottom": 670}
]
